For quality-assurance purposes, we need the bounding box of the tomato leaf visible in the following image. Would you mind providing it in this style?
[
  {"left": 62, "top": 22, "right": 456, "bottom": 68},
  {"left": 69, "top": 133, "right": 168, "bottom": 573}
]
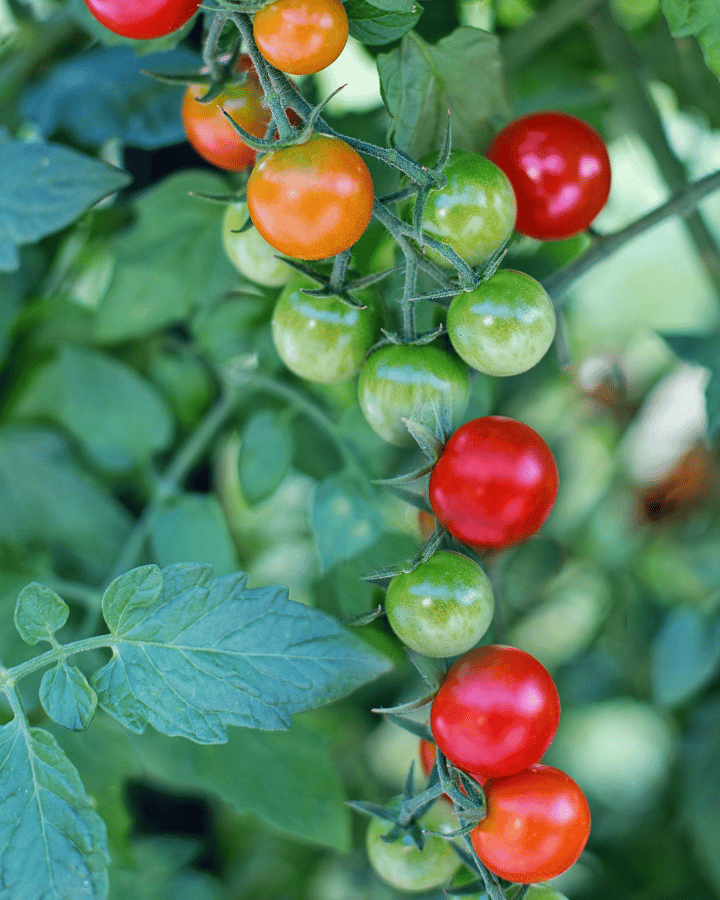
[
  {"left": 377, "top": 27, "right": 509, "bottom": 158},
  {"left": 651, "top": 606, "right": 720, "bottom": 707},
  {"left": 90, "top": 563, "right": 391, "bottom": 739},
  {"left": 345, "top": 0, "right": 421, "bottom": 45},
  {"left": 661, "top": 0, "right": 720, "bottom": 79},
  {"left": 0, "top": 718, "right": 109, "bottom": 900},
  {"left": 0, "top": 140, "right": 130, "bottom": 273},
  {"left": 239, "top": 410, "right": 294, "bottom": 506},
  {"left": 14, "top": 582, "right": 69, "bottom": 646},
  {"left": 661, "top": 331, "right": 720, "bottom": 442},
  {"left": 310, "top": 476, "right": 384, "bottom": 571},
  {"left": 40, "top": 662, "right": 99, "bottom": 731}
]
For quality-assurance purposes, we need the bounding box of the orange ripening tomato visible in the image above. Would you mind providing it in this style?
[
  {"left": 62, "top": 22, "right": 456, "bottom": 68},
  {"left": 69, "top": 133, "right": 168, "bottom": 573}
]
[{"left": 253, "top": 0, "right": 349, "bottom": 75}]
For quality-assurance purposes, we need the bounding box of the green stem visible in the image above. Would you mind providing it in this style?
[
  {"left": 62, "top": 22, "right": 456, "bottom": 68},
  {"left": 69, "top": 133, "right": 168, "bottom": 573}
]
[
  {"left": 543, "top": 168, "right": 720, "bottom": 302},
  {"left": 459, "top": 833, "right": 507, "bottom": 900},
  {"left": 401, "top": 252, "right": 418, "bottom": 341},
  {"left": 203, "top": 10, "right": 230, "bottom": 83},
  {"left": 4, "top": 636, "right": 113, "bottom": 686}
]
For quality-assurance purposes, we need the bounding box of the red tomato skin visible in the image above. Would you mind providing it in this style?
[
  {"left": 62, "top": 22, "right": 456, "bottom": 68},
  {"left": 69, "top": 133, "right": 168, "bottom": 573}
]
[
  {"left": 487, "top": 111, "right": 611, "bottom": 241},
  {"left": 84, "top": 0, "right": 200, "bottom": 39},
  {"left": 470, "top": 764, "right": 591, "bottom": 883},
  {"left": 430, "top": 645, "right": 560, "bottom": 780},
  {"left": 428, "top": 416, "right": 558, "bottom": 551},
  {"left": 253, "top": 0, "right": 349, "bottom": 76}
]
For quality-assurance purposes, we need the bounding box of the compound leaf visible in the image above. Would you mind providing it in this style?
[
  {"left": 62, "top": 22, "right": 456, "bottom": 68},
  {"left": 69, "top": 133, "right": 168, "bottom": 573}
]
[{"left": 40, "top": 663, "right": 99, "bottom": 731}]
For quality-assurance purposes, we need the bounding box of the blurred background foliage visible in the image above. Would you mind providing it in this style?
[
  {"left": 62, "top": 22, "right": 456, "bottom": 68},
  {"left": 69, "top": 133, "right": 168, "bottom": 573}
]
[{"left": 3, "top": 0, "right": 720, "bottom": 897}]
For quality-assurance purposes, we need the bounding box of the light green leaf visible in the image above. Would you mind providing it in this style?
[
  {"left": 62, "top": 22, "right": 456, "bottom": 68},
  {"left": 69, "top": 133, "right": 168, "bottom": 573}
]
[
  {"left": 40, "top": 662, "right": 98, "bottom": 731},
  {"left": 14, "top": 582, "right": 68, "bottom": 645},
  {"left": 662, "top": 0, "right": 720, "bottom": 78},
  {"left": 310, "top": 476, "right": 383, "bottom": 571},
  {"left": 150, "top": 494, "right": 239, "bottom": 577},
  {"left": 0, "top": 718, "right": 109, "bottom": 899},
  {"left": 345, "top": 0, "right": 421, "bottom": 45},
  {"left": 239, "top": 410, "right": 293, "bottom": 507}
]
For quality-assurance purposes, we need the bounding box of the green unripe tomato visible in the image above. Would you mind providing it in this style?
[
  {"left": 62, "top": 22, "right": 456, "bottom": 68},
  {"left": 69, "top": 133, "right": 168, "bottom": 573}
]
[
  {"left": 402, "top": 150, "right": 516, "bottom": 268},
  {"left": 358, "top": 344, "right": 469, "bottom": 447},
  {"left": 271, "top": 276, "right": 375, "bottom": 383},
  {"left": 524, "top": 886, "right": 570, "bottom": 900},
  {"left": 385, "top": 551, "right": 494, "bottom": 657},
  {"left": 223, "top": 203, "right": 294, "bottom": 287},
  {"left": 366, "top": 801, "right": 460, "bottom": 893},
  {"left": 447, "top": 269, "right": 556, "bottom": 376}
]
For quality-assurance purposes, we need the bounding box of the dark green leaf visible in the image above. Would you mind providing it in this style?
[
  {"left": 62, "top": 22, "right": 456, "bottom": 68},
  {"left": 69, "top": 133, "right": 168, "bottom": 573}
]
[
  {"left": 662, "top": 0, "right": 720, "bottom": 78},
  {"left": 651, "top": 607, "right": 720, "bottom": 707},
  {"left": 377, "top": 27, "right": 509, "bottom": 158},
  {"left": 346, "top": 0, "right": 421, "bottom": 45},
  {"left": 14, "top": 582, "right": 69, "bottom": 645},
  {"left": 239, "top": 410, "right": 293, "bottom": 506},
  {"left": 150, "top": 494, "right": 239, "bottom": 577},
  {"left": 40, "top": 662, "right": 98, "bottom": 731},
  {"left": 310, "top": 476, "right": 383, "bottom": 571},
  {"left": 0, "top": 718, "right": 108, "bottom": 899},
  {"left": 91, "top": 563, "right": 391, "bottom": 740},
  {"left": 0, "top": 141, "right": 130, "bottom": 272},
  {"left": 661, "top": 331, "right": 720, "bottom": 441}
]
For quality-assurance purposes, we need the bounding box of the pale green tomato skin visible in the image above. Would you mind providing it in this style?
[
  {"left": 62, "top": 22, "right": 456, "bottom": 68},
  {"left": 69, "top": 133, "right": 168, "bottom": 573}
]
[
  {"left": 366, "top": 801, "right": 460, "bottom": 892},
  {"left": 524, "top": 886, "right": 570, "bottom": 900},
  {"left": 223, "top": 203, "right": 294, "bottom": 288},
  {"left": 403, "top": 150, "right": 517, "bottom": 268},
  {"left": 385, "top": 551, "right": 494, "bottom": 658},
  {"left": 358, "top": 344, "right": 469, "bottom": 447},
  {"left": 447, "top": 269, "right": 556, "bottom": 376},
  {"left": 271, "top": 276, "right": 375, "bottom": 383}
]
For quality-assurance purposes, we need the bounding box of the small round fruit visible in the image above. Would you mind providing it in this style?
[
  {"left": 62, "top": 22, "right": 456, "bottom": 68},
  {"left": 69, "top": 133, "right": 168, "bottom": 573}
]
[
  {"left": 247, "top": 133, "right": 374, "bottom": 260},
  {"left": 430, "top": 645, "right": 560, "bottom": 779},
  {"left": 366, "top": 801, "right": 460, "bottom": 892},
  {"left": 487, "top": 111, "right": 611, "bottom": 241},
  {"left": 253, "top": 0, "right": 349, "bottom": 75},
  {"left": 83, "top": 0, "right": 200, "bottom": 39},
  {"left": 447, "top": 270, "right": 556, "bottom": 376},
  {"left": 358, "top": 344, "right": 469, "bottom": 447},
  {"left": 223, "top": 204, "right": 294, "bottom": 287},
  {"left": 272, "top": 276, "right": 375, "bottom": 382},
  {"left": 429, "top": 416, "right": 558, "bottom": 551},
  {"left": 402, "top": 150, "right": 516, "bottom": 268},
  {"left": 470, "top": 765, "right": 591, "bottom": 883},
  {"left": 385, "top": 551, "right": 494, "bottom": 658}
]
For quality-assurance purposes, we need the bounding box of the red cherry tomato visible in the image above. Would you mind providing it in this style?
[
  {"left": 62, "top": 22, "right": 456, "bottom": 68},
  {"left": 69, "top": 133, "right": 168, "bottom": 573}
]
[
  {"left": 487, "top": 111, "right": 611, "bottom": 241},
  {"left": 428, "top": 416, "right": 558, "bottom": 551},
  {"left": 430, "top": 645, "right": 560, "bottom": 779},
  {"left": 83, "top": 0, "right": 200, "bottom": 39},
  {"left": 247, "top": 133, "right": 374, "bottom": 260},
  {"left": 253, "top": 0, "right": 349, "bottom": 75},
  {"left": 470, "top": 764, "right": 591, "bottom": 883}
]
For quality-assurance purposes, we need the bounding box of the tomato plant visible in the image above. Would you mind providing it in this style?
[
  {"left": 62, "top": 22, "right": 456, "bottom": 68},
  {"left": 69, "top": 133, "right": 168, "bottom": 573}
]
[
  {"left": 401, "top": 150, "right": 516, "bottom": 267},
  {"left": 252, "top": 0, "right": 349, "bottom": 75},
  {"left": 523, "top": 886, "right": 570, "bottom": 900},
  {"left": 429, "top": 416, "right": 558, "bottom": 550},
  {"left": 384, "top": 551, "right": 494, "bottom": 658},
  {"left": 271, "top": 276, "right": 376, "bottom": 382},
  {"left": 83, "top": 0, "right": 201, "bottom": 39},
  {"left": 419, "top": 739, "right": 488, "bottom": 787},
  {"left": 487, "top": 111, "right": 612, "bottom": 241},
  {"left": 430, "top": 645, "right": 560, "bottom": 779},
  {"left": 358, "top": 343, "right": 469, "bottom": 446},
  {"left": 470, "top": 764, "right": 591, "bottom": 883},
  {"left": 366, "top": 801, "right": 460, "bottom": 892},
  {"left": 222, "top": 203, "right": 294, "bottom": 287},
  {"left": 447, "top": 269, "right": 557, "bottom": 376},
  {"left": 246, "top": 134, "right": 374, "bottom": 260}
]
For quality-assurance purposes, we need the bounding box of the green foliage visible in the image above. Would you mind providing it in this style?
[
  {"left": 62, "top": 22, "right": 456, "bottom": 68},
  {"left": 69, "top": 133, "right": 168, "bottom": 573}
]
[
  {"left": 662, "top": 331, "right": 720, "bottom": 442},
  {"left": 150, "top": 494, "right": 239, "bottom": 576},
  {"left": 310, "top": 476, "right": 383, "bottom": 570},
  {"left": 662, "top": 0, "right": 720, "bottom": 78},
  {"left": 239, "top": 410, "right": 293, "bottom": 506},
  {"left": 346, "top": 0, "right": 422, "bottom": 45},
  {"left": 15, "top": 582, "right": 69, "bottom": 645}
]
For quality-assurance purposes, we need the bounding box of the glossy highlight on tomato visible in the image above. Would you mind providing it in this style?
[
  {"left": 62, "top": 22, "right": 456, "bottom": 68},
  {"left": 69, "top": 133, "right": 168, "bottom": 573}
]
[
  {"left": 470, "top": 764, "right": 591, "bottom": 883},
  {"left": 83, "top": 0, "right": 200, "bottom": 39},
  {"left": 253, "top": 0, "right": 349, "bottom": 75},
  {"left": 487, "top": 111, "right": 611, "bottom": 241},
  {"left": 247, "top": 133, "right": 374, "bottom": 260},
  {"left": 430, "top": 645, "right": 560, "bottom": 779},
  {"left": 429, "top": 416, "right": 558, "bottom": 551}
]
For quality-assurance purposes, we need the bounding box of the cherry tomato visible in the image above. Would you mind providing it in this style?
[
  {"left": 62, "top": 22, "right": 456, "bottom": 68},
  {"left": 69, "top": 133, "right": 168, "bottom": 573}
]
[
  {"left": 402, "top": 150, "right": 516, "bottom": 268},
  {"left": 429, "top": 416, "right": 558, "bottom": 551},
  {"left": 487, "top": 111, "right": 611, "bottom": 241},
  {"left": 366, "top": 801, "right": 460, "bottom": 892},
  {"left": 253, "top": 0, "right": 349, "bottom": 75},
  {"left": 447, "top": 270, "right": 556, "bottom": 377},
  {"left": 358, "top": 343, "right": 469, "bottom": 447},
  {"left": 247, "top": 133, "right": 374, "bottom": 260},
  {"left": 223, "top": 203, "right": 294, "bottom": 287},
  {"left": 182, "top": 58, "right": 270, "bottom": 172},
  {"left": 83, "top": 0, "right": 200, "bottom": 39},
  {"left": 385, "top": 551, "right": 494, "bottom": 658},
  {"left": 418, "top": 739, "right": 488, "bottom": 788},
  {"left": 470, "top": 764, "right": 591, "bottom": 883},
  {"left": 430, "top": 645, "right": 560, "bottom": 779}
]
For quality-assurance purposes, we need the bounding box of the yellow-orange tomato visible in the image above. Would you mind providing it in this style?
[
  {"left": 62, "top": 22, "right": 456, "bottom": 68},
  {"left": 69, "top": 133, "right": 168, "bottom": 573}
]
[
  {"left": 253, "top": 0, "right": 349, "bottom": 75},
  {"left": 246, "top": 133, "right": 374, "bottom": 260}
]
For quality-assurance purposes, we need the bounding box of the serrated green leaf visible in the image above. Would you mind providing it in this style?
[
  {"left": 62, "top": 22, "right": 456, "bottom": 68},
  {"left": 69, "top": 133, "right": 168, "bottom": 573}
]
[
  {"left": 0, "top": 141, "right": 129, "bottom": 273},
  {"left": 346, "top": 0, "right": 421, "bottom": 45},
  {"left": 661, "top": 331, "right": 720, "bottom": 441},
  {"left": 0, "top": 718, "right": 109, "bottom": 899},
  {"left": 91, "top": 563, "right": 391, "bottom": 740},
  {"left": 651, "top": 607, "right": 720, "bottom": 707},
  {"left": 377, "top": 27, "right": 509, "bottom": 158},
  {"left": 150, "top": 494, "right": 239, "bottom": 577},
  {"left": 14, "top": 582, "right": 68, "bottom": 645},
  {"left": 40, "top": 662, "right": 98, "bottom": 731},
  {"left": 15, "top": 345, "right": 174, "bottom": 470},
  {"left": 239, "top": 410, "right": 293, "bottom": 506},
  {"left": 310, "top": 477, "right": 383, "bottom": 571},
  {"left": 662, "top": 0, "right": 720, "bottom": 78},
  {"left": 95, "top": 171, "right": 236, "bottom": 342}
]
